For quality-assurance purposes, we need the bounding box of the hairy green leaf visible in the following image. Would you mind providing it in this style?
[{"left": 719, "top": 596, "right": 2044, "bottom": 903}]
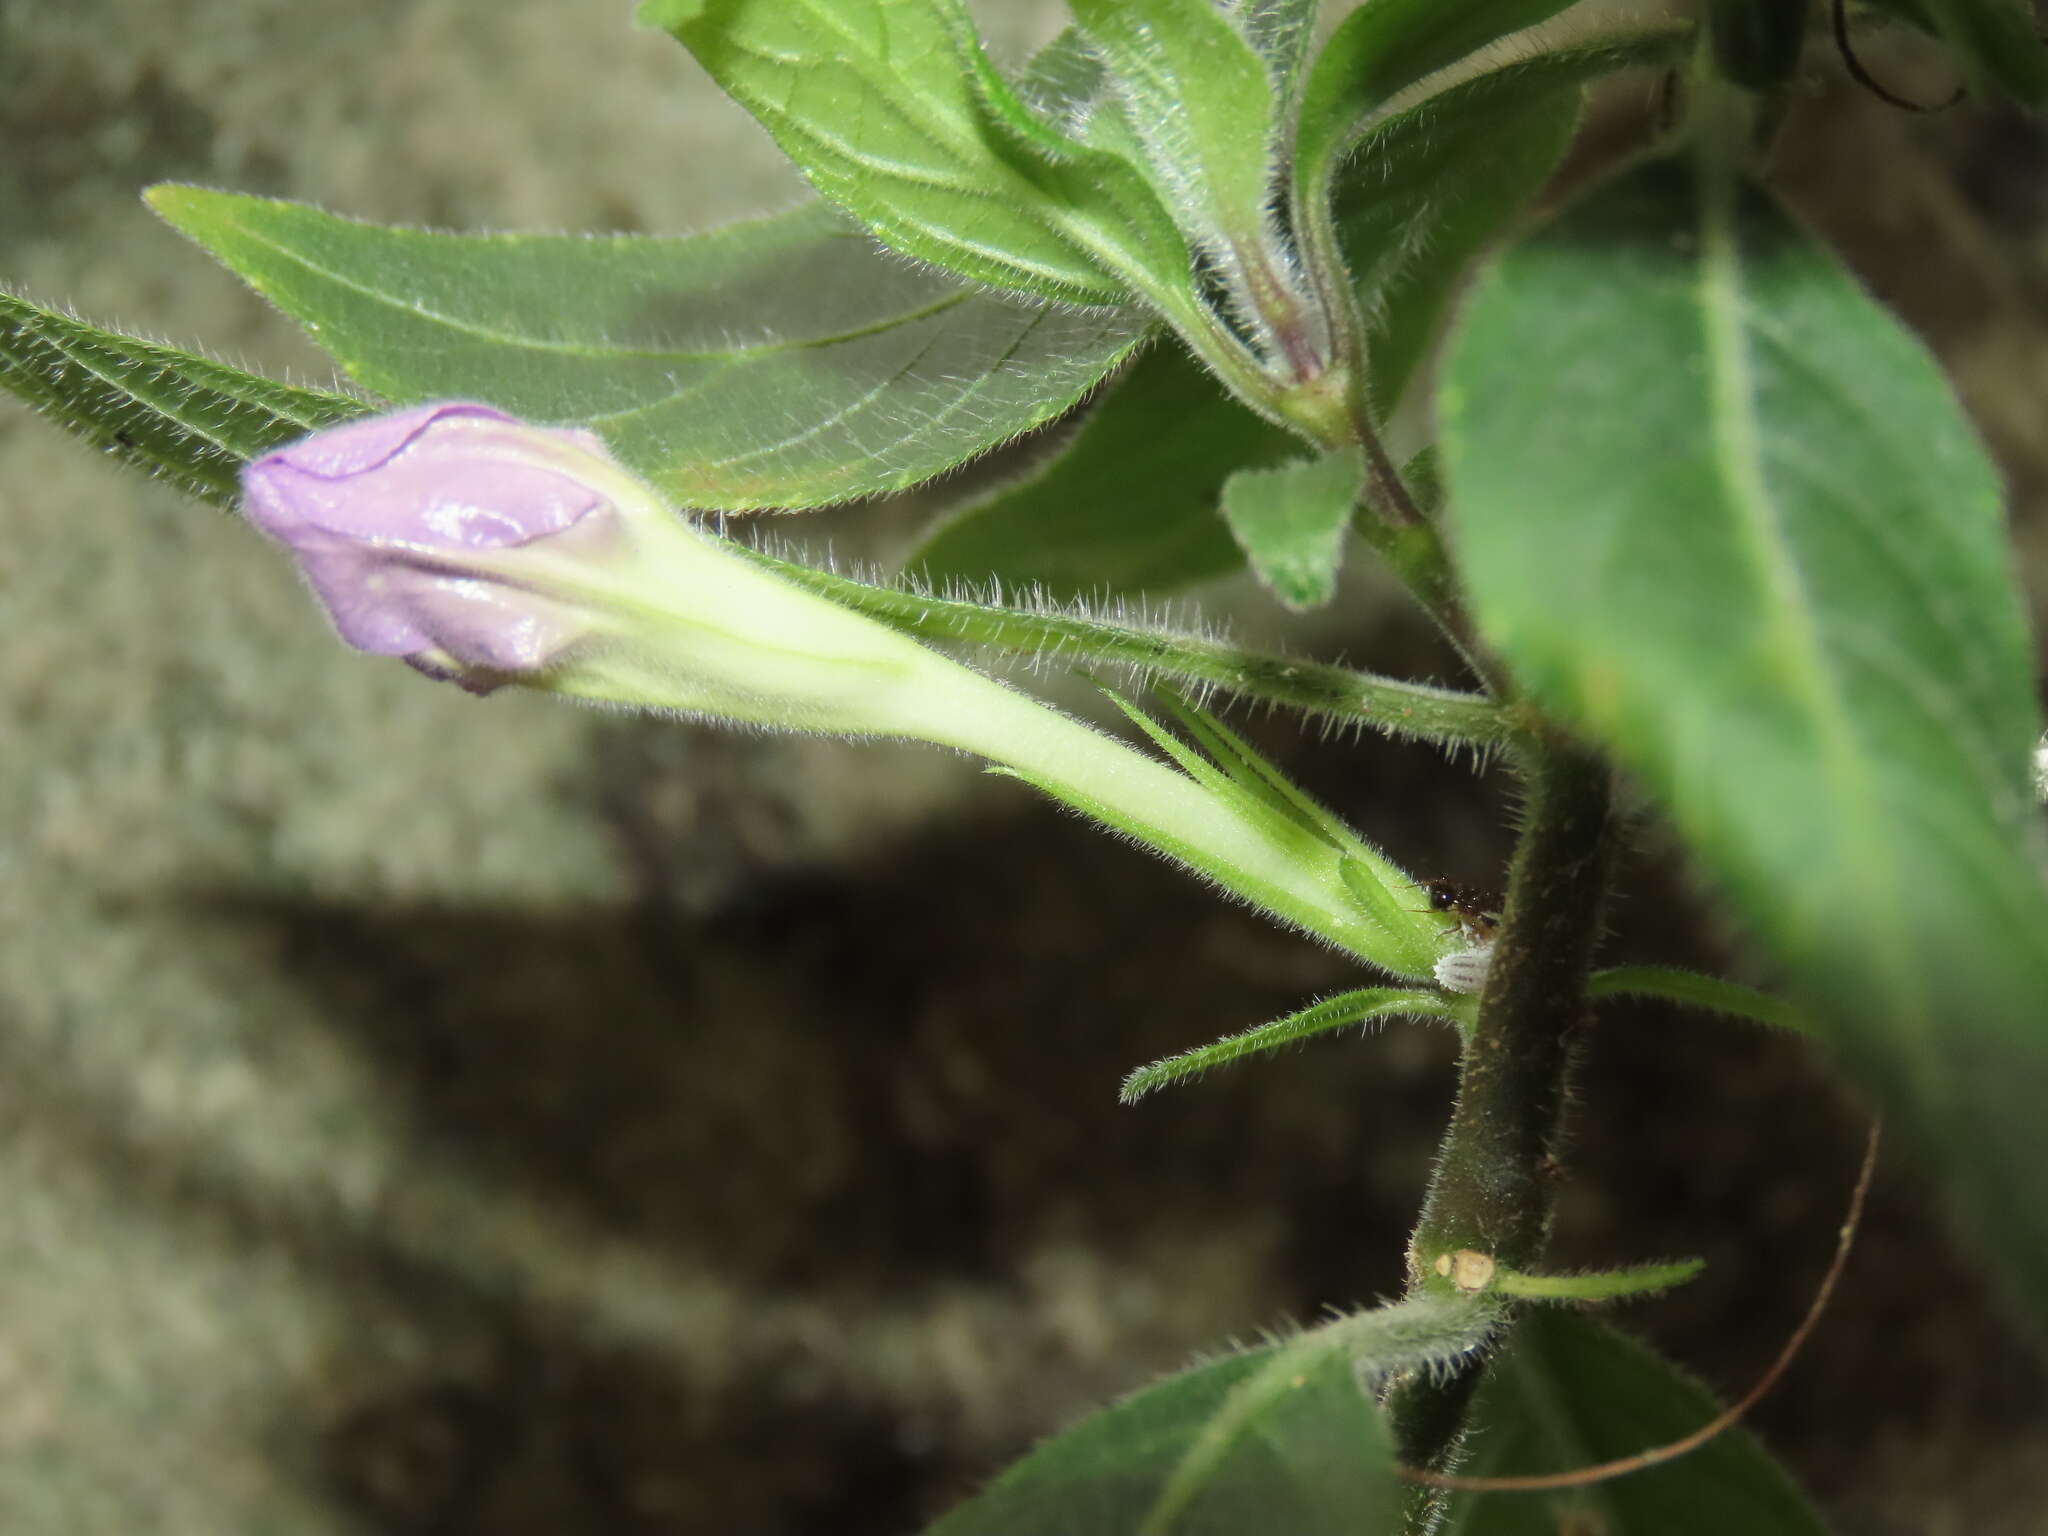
[
  {"left": 640, "top": 0, "right": 1199, "bottom": 314},
  {"left": 1442, "top": 155, "right": 2048, "bottom": 1323},
  {"left": 908, "top": 42, "right": 1604, "bottom": 602},
  {"left": 1441, "top": 1312, "right": 1827, "bottom": 1535},
  {"left": 1337, "top": 59, "right": 1584, "bottom": 412},
  {"left": 1067, "top": 0, "right": 1280, "bottom": 263},
  {"left": 0, "top": 287, "right": 365, "bottom": 507},
  {"left": 1234, "top": 0, "right": 1319, "bottom": 104},
  {"left": 1220, "top": 449, "right": 1365, "bottom": 611},
  {"left": 930, "top": 1297, "right": 1496, "bottom": 1536},
  {"left": 1293, "top": 0, "right": 1580, "bottom": 214},
  {"left": 1067, "top": 0, "right": 1275, "bottom": 208},
  {"left": 1121, "top": 987, "right": 1456, "bottom": 1101},
  {"left": 147, "top": 186, "right": 1150, "bottom": 510}
]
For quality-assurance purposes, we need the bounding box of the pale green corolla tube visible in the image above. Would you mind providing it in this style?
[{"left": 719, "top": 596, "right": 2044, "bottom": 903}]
[{"left": 242, "top": 402, "right": 1438, "bottom": 976}]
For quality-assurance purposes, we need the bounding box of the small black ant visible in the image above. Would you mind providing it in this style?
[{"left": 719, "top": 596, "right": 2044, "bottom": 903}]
[{"left": 1418, "top": 877, "right": 1503, "bottom": 946}]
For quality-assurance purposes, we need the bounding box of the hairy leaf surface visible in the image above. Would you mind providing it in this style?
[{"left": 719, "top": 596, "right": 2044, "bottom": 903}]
[
  {"left": 640, "top": 0, "right": 1197, "bottom": 315},
  {"left": 148, "top": 187, "right": 1150, "bottom": 510},
  {"left": 1442, "top": 155, "right": 2048, "bottom": 1322},
  {"left": 1068, "top": 0, "right": 1279, "bottom": 263},
  {"left": 0, "top": 287, "right": 364, "bottom": 507},
  {"left": 1293, "top": 0, "right": 1580, "bottom": 214},
  {"left": 929, "top": 1298, "right": 1494, "bottom": 1536},
  {"left": 1441, "top": 1312, "right": 1826, "bottom": 1535}
]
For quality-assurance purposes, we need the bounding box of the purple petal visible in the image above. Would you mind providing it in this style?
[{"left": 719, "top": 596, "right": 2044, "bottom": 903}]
[
  {"left": 244, "top": 402, "right": 609, "bottom": 553},
  {"left": 243, "top": 403, "right": 628, "bottom": 673}
]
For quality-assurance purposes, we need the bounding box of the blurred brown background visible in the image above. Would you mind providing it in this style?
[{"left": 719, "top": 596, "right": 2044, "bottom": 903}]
[{"left": 4, "top": 2, "right": 2047, "bottom": 1531}]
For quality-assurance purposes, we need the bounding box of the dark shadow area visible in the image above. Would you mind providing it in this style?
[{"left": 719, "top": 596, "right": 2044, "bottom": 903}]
[
  {"left": 30, "top": 709, "right": 2025, "bottom": 1532},
  {"left": 181, "top": 778, "right": 1454, "bottom": 1300},
  {"left": 113, "top": 732, "right": 1468, "bottom": 1531}
]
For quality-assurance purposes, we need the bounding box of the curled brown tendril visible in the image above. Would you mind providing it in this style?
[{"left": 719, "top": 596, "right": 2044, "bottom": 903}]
[{"left": 1398, "top": 1119, "right": 1881, "bottom": 1495}]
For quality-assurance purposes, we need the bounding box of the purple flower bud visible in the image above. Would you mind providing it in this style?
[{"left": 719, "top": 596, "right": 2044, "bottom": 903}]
[{"left": 243, "top": 402, "right": 634, "bottom": 685}]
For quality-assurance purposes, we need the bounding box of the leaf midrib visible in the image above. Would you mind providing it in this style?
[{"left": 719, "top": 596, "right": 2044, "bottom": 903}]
[
  {"left": 215, "top": 211, "right": 986, "bottom": 364},
  {"left": 1695, "top": 160, "right": 1920, "bottom": 1010}
]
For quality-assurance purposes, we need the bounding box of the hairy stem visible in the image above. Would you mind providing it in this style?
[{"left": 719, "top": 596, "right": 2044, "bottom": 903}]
[
  {"left": 1387, "top": 743, "right": 1617, "bottom": 1525},
  {"left": 738, "top": 545, "right": 1514, "bottom": 747}
]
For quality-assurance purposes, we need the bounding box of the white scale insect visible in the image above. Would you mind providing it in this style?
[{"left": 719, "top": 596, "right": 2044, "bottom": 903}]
[{"left": 1422, "top": 878, "right": 1501, "bottom": 996}]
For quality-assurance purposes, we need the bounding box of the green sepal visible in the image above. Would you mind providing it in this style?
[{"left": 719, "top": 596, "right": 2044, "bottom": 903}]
[
  {"left": 1144, "top": 692, "right": 1440, "bottom": 974},
  {"left": 1121, "top": 987, "right": 1457, "bottom": 1101},
  {"left": 1493, "top": 1257, "right": 1706, "bottom": 1304}
]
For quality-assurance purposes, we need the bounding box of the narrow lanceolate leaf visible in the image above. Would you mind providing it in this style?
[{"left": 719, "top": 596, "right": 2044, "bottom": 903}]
[
  {"left": 0, "top": 287, "right": 366, "bottom": 507},
  {"left": 1860, "top": 0, "right": 2048, "bottom": 104},
  {"left": 1440, "top": 1312, "right": 1827, "bottom": 1536},
  {"left": 1492, "top": 1257, "right": 1704, "bottom": 1304},
  {"left": 929, "top": 1297, "right": 1496, "bottom": 1536},
  {"left": 1121, "top": 987, "right": 1457, "bottom": 1102},
  {"left": 1220, "top": 450, "right": 1364, "bottom": 611},
  {"left": 639, "top": 0, "right": 1197, "bottom": 318},
  {"left": 147, "top": 187, "right": 1150, "bottom": 510},
  {"left": 1442, "top": 155, "right": 2048, "bottom": 1326}
]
